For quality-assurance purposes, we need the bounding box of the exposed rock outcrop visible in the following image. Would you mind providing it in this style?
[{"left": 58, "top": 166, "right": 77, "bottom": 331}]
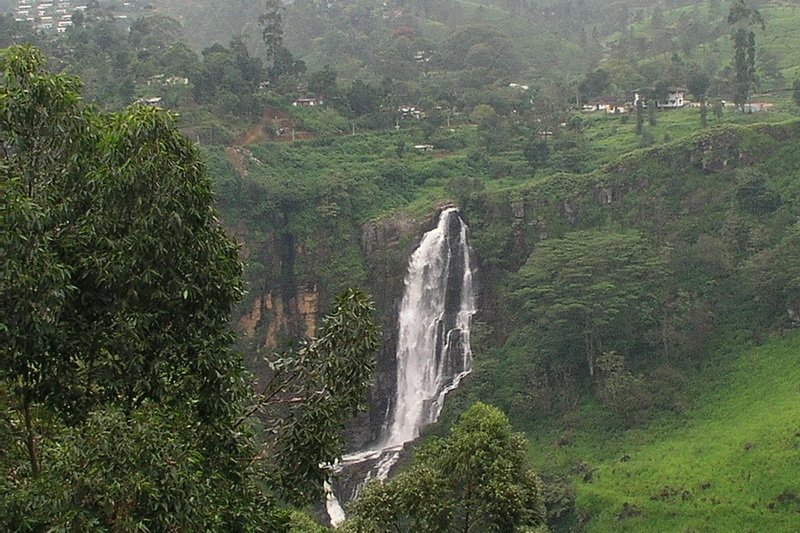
[
  {"left": 361, "top": 211, "right": 417, "bottom": 256},
  {"left": 236, "top": 286, "right": 320, "bottom": 349}
]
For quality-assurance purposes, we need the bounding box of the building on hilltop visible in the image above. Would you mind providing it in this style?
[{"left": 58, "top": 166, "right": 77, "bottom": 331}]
[
  {"left": 583, "top": 97, "right": 628, "bottom": 114},
  {"left": 293, "top": 98, "right": 323, "bottom": 107},
  {"left": 660, "top": 86, "right": 687, "bottom": 109}
]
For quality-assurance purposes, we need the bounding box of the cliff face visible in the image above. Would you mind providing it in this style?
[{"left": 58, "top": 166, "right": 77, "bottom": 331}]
[
  {"left": 236, "top": 286, "right": 319, "bottom": 349},
  {"left": 222, "top": 120, "right": 800, "bottom": 450},
  {"left": 229, "top": 224, "right": 305, "bottom": 347},
  {"left": 230, "top": 201, "right": 465, "bottom": 449},
  {"left": 232, "top": 211, "right": 421, "bottom": 349}
]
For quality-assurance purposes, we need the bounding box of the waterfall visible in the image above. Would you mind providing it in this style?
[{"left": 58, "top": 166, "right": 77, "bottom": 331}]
[
  {"left": 327, "top": 208, "right": 476, "bottom": 526},
  {"left": 381, "top": 207, "right": 476, "bottom": 447}
]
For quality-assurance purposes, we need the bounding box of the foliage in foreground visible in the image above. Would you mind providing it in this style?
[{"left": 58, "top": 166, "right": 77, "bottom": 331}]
[
  {"left": 341, "top": 403, "right": 548, "bottom": 533},
  {"left": 2, "top": 405, "right": 272, "bottom": 532},
  {"left": 1, "top": 45, "right": 380, "bottom": 531}
]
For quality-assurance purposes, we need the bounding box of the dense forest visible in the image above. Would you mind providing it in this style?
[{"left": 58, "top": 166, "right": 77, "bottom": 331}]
[{"left": 3, "top": 0, "right": 800, "bottom": 531}]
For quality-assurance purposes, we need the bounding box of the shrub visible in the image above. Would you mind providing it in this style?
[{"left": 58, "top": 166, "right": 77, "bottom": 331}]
[{"left": 597, "top": 352, "right": 653, "bottom": 427}]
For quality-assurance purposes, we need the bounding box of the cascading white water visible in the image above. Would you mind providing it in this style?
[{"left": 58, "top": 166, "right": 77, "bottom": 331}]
[
  {"left": 381, "top": 207, "right": 476, "bottom": 448},
  {"left": 327, "top": 208, "right": 476, "bottom": 526}
]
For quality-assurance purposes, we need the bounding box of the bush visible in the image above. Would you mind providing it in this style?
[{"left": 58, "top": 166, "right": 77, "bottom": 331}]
[
  {"left": 597, "top": 352, "right": 652, "bottom": 427},
  {"left": 647, "top": 364, "right": 689, "bottom": 414},
  {"left": 467, "top": 148, "right": 489, "bottom": 171},
  {"left": 431, "top": 129, "right": 469, "bottom": 151},
  {"left": 294, "top": 107, "right": 349, "bottom": 136},
  {"left": 488, "top": 156, "right": 513, "bottom": 179}
]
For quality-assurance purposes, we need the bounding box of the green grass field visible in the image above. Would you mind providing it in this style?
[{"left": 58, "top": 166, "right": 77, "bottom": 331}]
[
  {"left": 528, "top": 332, "right": 800, "bottom": 532},
  {"left": 762, "top": 5, "right": 800, "bottom": 82},
  {"left": 582, "top": 105, "right": 799, "bottom": 167}
]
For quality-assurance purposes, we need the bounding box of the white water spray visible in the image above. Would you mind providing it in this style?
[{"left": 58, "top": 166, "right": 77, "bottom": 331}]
[
  {"left": 382, "top": 207, "right": 476, "bottom": 447},
  {"left": 327, "top": 208, "right": 476, "bottom": 526}
]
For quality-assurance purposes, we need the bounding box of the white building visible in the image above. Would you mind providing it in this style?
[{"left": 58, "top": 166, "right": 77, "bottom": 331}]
[{"left": 661, "top": 87, "right": 687, "bottom": 108}]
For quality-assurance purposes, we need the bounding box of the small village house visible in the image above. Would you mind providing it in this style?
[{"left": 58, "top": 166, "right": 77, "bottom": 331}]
[
  {"left": 293, "top": 98, "right": 323, "bottom": 107},
  {"left": 661, "top": 86, "right": 687, "bottom": 109}
]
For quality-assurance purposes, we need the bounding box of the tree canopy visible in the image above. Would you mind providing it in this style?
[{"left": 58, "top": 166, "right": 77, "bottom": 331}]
[
  {"left": 341, "top": 402, "right": 547, "bottom": 533},
  {"left": 1, "top": 45, "right": 381, "bottom": 531},
  {"left": 1, "top": 42, "right": 258, "bottom": 529},
  {"left": 511, "top": 229, "right": 663, "bottom": 377},
  {"left": 2, "top": 44, "right": 244, "bottom": 428},
  {"left": 728, "top": 0, "right": 765, "bottom": 109}
]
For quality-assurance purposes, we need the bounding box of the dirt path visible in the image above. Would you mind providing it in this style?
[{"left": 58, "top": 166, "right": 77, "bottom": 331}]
[
  {"left": 226, "top": 108, "right": 288, "bottom": 175},
  {"left": 235, "top": 108, "right": 290, "bottom": 146},
  {"left": 225, "top": 107, "right": 319, "bottom": 173}
]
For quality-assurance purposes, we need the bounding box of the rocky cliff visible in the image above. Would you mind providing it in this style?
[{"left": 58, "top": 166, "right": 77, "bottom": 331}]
[{"left": 220, "top": 119, "right": 800, "bottom": 451}]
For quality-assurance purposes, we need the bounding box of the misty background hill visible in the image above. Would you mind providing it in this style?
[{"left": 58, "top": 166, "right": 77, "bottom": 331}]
[{"left": 135, "top": 0, "right": 799, "bottom": 94}]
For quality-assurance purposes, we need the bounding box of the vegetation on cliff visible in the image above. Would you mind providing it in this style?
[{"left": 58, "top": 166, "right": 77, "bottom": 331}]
[{"left": 211, "top": 112, "right": 800, "bottom": 530}]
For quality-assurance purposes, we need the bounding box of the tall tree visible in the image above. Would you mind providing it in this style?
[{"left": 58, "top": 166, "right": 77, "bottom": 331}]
[
  {"left": 636, "top": 97, "right": 645, "bottom": 135},
  {"left": 341, "top": 403, "right": 547, "bottom": 533},
  {"left": 260, "top": 0, "right": 285, "bottom": 63},
  {"left": 511, "top": 230, "right": 663, "bottom": 376},
  {"left": 647, "top": 99, "right": 657, "bottom": 127},
  {"left": 1, "top": 45, "right": 381, "bottom": 530},
  {"left": 727, "top": 0, "right": 765, "bottom": 110},
  {"left": 260, "top": 0, "right": 305, "bottom": 82}
]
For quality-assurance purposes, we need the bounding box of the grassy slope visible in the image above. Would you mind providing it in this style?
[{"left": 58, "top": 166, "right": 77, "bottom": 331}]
[
  {"left": 582, "top": 105, "right": 799, "bottom": 167},
  {"left": 761, "top": 5, "right": 800, "bottom": 82},
  {"left": 529, "top": 332, "right": 800, "bottom": 532}
]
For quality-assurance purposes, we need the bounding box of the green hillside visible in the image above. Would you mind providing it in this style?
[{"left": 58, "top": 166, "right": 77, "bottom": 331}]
[
  {"left": 4, "top": 0, "right": 800, "bottom": 530},
  {"left": 531, "top": 332, "right": 800, "bottom": 532}
]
